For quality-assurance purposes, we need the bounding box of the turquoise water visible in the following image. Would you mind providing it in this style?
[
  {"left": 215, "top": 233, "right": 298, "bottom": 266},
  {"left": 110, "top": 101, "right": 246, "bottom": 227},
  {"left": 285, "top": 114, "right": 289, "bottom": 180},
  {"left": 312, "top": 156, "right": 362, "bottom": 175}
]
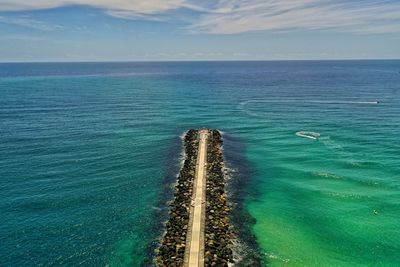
[{"left": 1, "top": 61, "right": 399, "bottom": 266}]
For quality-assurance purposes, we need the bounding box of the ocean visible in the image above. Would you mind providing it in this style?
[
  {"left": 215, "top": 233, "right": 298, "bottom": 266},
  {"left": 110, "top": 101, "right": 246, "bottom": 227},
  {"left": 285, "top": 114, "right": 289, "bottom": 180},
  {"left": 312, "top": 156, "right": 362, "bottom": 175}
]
[{"left": 1, "top": 61, "right": 399, "bottom": 266}]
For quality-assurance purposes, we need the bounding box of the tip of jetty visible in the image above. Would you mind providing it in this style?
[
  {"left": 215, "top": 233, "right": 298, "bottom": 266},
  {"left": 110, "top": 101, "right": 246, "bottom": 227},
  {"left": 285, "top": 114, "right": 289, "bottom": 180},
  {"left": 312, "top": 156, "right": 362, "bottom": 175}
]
[{"left": 155, "top": 129, "right": 234, "bottom": 267}]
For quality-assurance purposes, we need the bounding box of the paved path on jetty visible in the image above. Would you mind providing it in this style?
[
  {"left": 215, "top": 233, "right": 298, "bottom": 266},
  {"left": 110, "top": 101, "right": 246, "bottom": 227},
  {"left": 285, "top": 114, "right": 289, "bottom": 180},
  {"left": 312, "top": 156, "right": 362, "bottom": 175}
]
[{"left": 184, "top": 129, "right": 208, "bottom": 267}]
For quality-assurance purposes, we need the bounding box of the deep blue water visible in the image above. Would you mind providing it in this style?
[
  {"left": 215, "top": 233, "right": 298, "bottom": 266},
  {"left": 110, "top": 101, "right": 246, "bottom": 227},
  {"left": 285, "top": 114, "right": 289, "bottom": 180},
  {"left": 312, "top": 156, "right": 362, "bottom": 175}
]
[{"left": 1, "top": 61, "right": 399, "bottom": 266}]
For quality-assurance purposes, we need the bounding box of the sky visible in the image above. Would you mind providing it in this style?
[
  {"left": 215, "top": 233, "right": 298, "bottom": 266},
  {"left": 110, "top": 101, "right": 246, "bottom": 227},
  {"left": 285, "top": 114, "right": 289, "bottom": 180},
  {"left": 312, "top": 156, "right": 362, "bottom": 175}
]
[{"left": 0, "top": 0, "right": 399, "bottom": 62}]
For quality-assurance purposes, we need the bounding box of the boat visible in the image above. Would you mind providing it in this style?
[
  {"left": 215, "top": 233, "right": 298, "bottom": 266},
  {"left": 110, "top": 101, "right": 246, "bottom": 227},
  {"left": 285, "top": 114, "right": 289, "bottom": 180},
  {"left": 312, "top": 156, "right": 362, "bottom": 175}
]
[{"left": 296, "top": 131, "right": 320, "bottom": 140}]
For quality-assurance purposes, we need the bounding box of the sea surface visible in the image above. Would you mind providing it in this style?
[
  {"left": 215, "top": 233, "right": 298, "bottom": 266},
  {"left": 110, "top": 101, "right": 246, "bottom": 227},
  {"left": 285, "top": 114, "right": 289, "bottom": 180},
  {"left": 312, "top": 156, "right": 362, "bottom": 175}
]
[{"left": 1, "top": 61, "right": 399, "bottom": 266}]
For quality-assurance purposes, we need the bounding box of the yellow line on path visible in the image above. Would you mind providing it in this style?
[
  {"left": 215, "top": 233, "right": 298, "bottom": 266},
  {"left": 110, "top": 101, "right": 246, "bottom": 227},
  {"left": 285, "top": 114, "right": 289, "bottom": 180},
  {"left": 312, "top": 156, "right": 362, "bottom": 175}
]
[{"left": 184, "top": 129, "right": 208, "bottom": 267}]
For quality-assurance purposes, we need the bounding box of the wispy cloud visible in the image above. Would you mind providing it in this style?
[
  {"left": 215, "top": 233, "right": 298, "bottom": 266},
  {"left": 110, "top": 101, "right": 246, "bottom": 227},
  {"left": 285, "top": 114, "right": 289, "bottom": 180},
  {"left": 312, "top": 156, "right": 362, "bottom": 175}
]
[
  {"left": 143, "top": 51, "right": 226, "bottom": 58},
  {"left": 0, "top": 34, "right": 45, "bottom": 41},
  {"left": 105, "top": 10, "right": 167, "bottom": 21},
  {"left": 0, "top": 0, "right": 399, "bottom": 34},
  {"left": 190, "top": 0, "right": 400, "bottom": 34},
  {"left": 0, "top": 16, "right": 62, "bottom": 31}
]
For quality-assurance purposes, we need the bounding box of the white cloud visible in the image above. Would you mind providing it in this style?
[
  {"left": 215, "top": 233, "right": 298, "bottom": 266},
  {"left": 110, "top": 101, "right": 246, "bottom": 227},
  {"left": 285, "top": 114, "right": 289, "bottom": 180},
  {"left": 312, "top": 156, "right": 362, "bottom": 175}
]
[
  {"left": 0, "top": 0, "right": 399, "bottom": 34},
  {"left": 0, "top": 0, "right": 186, "bottom": 14}
]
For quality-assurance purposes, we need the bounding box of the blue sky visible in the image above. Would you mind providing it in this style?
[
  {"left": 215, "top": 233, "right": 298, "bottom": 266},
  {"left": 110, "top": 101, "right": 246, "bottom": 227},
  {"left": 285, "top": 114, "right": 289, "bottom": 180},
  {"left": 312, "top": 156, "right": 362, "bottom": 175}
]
[{"left": 0, "top": 0, "right": 399, "bottom": 62}]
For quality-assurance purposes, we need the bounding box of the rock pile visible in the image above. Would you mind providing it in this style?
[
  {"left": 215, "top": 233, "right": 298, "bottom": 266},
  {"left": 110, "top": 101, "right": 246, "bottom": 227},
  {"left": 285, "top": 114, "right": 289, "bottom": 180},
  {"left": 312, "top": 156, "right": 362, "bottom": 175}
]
[
  {"left": 204, "top": 130, "right": 234, "bottom": 266},
  {"left": 155, "top": 129, "right": 199, "bottom": 266}
]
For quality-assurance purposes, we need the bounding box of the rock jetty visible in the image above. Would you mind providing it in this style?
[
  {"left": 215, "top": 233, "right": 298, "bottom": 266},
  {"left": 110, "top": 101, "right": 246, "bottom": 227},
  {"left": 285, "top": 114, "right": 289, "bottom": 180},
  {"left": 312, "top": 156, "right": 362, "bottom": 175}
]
[{"left": 155, "top": 129, "right": 234, "bottom": 267}]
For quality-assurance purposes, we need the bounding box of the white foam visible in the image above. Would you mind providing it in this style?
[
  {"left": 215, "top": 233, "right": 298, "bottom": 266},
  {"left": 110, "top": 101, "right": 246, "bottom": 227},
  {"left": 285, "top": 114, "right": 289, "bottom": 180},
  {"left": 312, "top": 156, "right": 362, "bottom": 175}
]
[{"left": 179, "top": 130, "right": 188, "bottom": 140}]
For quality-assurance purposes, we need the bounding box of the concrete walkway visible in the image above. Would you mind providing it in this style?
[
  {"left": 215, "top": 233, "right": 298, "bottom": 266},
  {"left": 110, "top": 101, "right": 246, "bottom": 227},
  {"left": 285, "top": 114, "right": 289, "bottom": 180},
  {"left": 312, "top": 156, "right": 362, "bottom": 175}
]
[{"left": 184, "top": 129, "right": 208, "bottom": 267}]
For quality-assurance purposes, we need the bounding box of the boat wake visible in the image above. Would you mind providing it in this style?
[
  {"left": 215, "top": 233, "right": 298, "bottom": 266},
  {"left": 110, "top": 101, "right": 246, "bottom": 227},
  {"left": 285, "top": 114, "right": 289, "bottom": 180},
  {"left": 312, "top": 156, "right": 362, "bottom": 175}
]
[
  {"left": 303, "top": 134, "right": 361, "bottom": 166},
  {"left": 238, "top": 99, "right": 379, "bottom": 119},
  {"left": 239, "top": 99, "right": 379, "bottom": 105},
  {"left": 295, "top": 131, "right": 320, "bottom": 140}
]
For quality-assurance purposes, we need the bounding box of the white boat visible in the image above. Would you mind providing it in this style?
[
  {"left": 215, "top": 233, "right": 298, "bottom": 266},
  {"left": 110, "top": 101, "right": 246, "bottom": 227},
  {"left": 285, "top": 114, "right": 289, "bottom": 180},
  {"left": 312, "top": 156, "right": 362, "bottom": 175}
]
[{"left": 296, "top": 131, "right": 320, "bottom": 140}]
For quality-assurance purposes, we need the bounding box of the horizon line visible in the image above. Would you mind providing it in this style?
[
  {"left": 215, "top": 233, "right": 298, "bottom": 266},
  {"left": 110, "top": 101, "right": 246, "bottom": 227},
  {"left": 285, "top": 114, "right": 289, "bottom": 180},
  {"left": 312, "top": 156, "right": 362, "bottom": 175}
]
[{"left": 1, "top": 58, "right": 400, "bottom": 64}]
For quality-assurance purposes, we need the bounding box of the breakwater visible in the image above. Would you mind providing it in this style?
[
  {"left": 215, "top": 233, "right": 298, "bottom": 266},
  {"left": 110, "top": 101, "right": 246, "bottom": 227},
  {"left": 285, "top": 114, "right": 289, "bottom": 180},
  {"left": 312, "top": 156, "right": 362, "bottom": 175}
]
[{"left": 155, "top": 129, "right": 234, "bottom": 267}]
